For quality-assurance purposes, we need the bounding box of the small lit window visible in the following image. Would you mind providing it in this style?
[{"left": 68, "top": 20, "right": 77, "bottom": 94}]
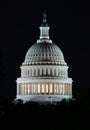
[
  {"left": 60, "top": 84, "right": 63, "bottom": 94},
  {"left": 33, "top": 84, "right": 36, "bottom": 93},
  {"left": 46, "top": 84, "right": 48, "bottom": 93},
  {"left": 50, "top": 84, "right": 53, "bottom": 94},
  {"left": 38, "top": 84, "right": 40, "bottom": 93},
  {"left": 54, "top": 84, "right": 57, "bottom": 94},
  {"left": 24, "top": 84, "right": 27, "bottom": 95},
  {"left": 41, "top": 84, "right": 44, "bottom": 93}
]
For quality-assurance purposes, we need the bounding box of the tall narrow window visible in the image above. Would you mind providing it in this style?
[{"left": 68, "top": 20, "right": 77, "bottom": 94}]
[
  {"left": 50, "top": 84, "right": 53, "bottom": 94},
  {"left": 38, "top": 69, "right": 40, "bottom": 76},
  {"left": 41, "top": 84, "right": 44, "bottom": 93},
  {"left": 54, "top": 84, "right": 57, "bottom": 94},
  {"left": 60, "top": 84, "right": 63, "bottom": 94},
  {"left": 24, "top": 83, "right": 27, "bottom": 95},
  {"left": 46, "top": 69, "right": 48, "bottom": 75},
  {"left": 31, "top": 70, "right": 32, "bottom": 76},
  {"left": 57, "top": 84, "right": 59, "bottom": 94},
  {"left": 38, "top": 84, "right": 40, "bottom": 93},
  {"left": 54, "top": 69, "right": 56, "bottom": 76},
  {"left": 50, "top": 69, "right": 52, "bottom": 76},
  {"left": 33, "top": 84, "right": 36, "bottom": 94},
  {"left": 46, "top": 84, "right": 48, "bottom": 94},
  {"left": 42, "top": 69, "right": 44, "bottom": 75},
  {"left": 34, "top": 70, "right": 36, "bottom": 76},
  {"left": 28, "top": 84, "right": 30, "bottom": 95}
]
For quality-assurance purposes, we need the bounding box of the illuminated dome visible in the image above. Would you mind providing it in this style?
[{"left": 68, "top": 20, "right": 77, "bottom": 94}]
[
  {"left": 24, "top": 42, "right": 66, "bottom": 66},
  {"left": 16, "top": 11, "right": 73, "bottom": 103}
]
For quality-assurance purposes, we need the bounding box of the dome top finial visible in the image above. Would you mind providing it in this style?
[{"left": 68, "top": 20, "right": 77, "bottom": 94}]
[{"left": 41, "top": 10, "right": 48, "bottom": 27}]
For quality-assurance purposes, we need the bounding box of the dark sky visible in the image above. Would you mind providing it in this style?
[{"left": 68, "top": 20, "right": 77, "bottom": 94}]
[{"left": 0, "top": 1, "right": 90, "bottom": 100}]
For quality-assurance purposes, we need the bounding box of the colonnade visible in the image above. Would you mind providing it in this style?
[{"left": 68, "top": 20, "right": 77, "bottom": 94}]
[
  {"left": 17, "top": 83, "right": 72, "bottom": 96},
  {"left": 21, "top": 68, "right": 68, "bottom": 77}
]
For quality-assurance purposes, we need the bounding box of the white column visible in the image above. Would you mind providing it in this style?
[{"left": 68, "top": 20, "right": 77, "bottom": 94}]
[
  {"left": 24, "top": 83, "right": 26, "bottom": 95},
  {"left": 48, "top": 68, "right": 50, "bottom": 75},
  {"left": 70, "top": 84, "right": 72, "bottom": 96},
  {"left": 52, "top": 68, "right": 54, "bottom": 76},
  {"left": 44, "top": 68, "right": 46, "bottom": 75},
  {"left": 31, "top": 83, "right": 33, "bottom": 94},
  {"left": 32, "top": 69, "right": 34, "bottom": 76},
  {"left": 67, "top": 83, "right": 69, "bottom": 95},
  {"left": 44, "top": 83, "right": 46, "bottom": 95},
  {"left": 17, "top": 84, "right": 19, "bottom": 95},
  {"left": 39, "top": 68, "right": 41, "bottom": 76},
  {"left": 27, "top": 83, "right": 29, "bottom": 95},
  {"left": 54, "top": 83, "right": 56, "bottom": 94},
  {"left": 40, "top": 83, "right": 42, "bottom": 94},
  {"left": 49, "top": 83, "right": 50, "bottom": 94},
  {"left": 63, "top": 83, "right": 64, "bottom": 95},
  {"left": 68, "top": 83, "right": 70, "bottom": 95},
  {"left": 36, "top": 69, "right": 38, "bottom": 76},
  {"left": 58, "top": 84, "right": 60, "bottom": 94},
  {"left": 36, "top": 83, "right": 38, "bottom": 94}
]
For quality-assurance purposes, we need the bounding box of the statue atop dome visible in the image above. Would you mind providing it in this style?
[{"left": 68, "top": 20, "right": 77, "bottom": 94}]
[{"left": 41, "top": 10, "right": 48, "bottom": 27}]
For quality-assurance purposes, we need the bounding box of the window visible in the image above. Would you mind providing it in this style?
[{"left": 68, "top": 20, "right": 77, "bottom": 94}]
[
  {"left": 50, "top": 84, "right": 53, "bottom": 94},
  {"left": 50, "top": 69, "right": 52, "bottom": 75},
  {"left": 34, "top": 70, "right": 36, "bottom": 75},
  {"left": 38, "top": 84, "right": 40, "bottom": 93},
  {"left": 24, "top": 83, "right": 27, "bottom": 95},
  {"left": 54, "top": 69, "right": 56, "bottom": 76},
  {"left": 60, "top": 84, "right": 63, "bottom": 94},
  {"left": 54, "top": 84, "right": 57, "bottom": 94},
  {"left": 33, "top": 84, "right": 36, "bottom": 93},
  {"left": 41, "top": 84, "right": 44, "bottom": 93},
  {"left": 31, "top": 70, "right": 32, "bottom": 76},
  {"left": 42, "top": 69, "right": 44, "bottom": 75},
  {"left": 38, "top": 69, "right": 40, "bottom": 75},
  {"left": 46, "top": 69, "right": 48, "bottom": 75},
  {"left": 28, "top": 84, "right": 30, "bottom": 94},
  {"left": 46, "top": 84, "right": 48, "bottom": 93}
]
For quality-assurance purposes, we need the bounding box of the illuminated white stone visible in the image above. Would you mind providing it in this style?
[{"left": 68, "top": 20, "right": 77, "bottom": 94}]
[{"left": 16, "top": 11, "right": 73, "bottom": 103}]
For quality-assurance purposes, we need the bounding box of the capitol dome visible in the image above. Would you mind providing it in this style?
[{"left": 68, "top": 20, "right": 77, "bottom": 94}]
[
  {"left": 16, "top": 11, "right": 72, "bottom": 103},
  {"left": 24, "top": 41, "right": 66, "bottom": 66}
]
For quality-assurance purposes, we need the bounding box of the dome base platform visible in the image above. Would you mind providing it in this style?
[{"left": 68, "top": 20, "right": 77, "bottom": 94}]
[{"left": 15, "top": 95, "right": 72, "bottom": 103}]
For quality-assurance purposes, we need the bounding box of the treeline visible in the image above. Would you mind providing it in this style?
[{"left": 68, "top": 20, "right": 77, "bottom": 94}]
[{"left": 0, "top": 97, "right": 90, "bottom": 129}]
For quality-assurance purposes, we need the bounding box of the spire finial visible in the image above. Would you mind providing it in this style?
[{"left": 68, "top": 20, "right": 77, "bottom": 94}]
[
  {"left": 37, "top": 10, "right": 52, "bottom": 43},
  {"left": 41, "top": 10, "right": 48, "bottom": 27}
]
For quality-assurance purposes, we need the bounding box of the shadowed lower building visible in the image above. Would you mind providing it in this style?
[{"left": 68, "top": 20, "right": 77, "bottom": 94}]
[{"left": 16, "top": 11, "right": 73, "bottom": 103}]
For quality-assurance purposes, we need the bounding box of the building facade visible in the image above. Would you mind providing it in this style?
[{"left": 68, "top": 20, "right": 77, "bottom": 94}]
[{"left": 16, "top": 11, "right": 73, "bottom": 102}]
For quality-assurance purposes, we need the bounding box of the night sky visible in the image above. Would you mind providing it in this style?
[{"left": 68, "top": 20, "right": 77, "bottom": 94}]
[{"left": 0, "top": 1, "right": 90, "bottom": 100}]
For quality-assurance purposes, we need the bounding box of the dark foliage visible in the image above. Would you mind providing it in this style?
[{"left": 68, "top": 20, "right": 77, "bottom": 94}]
[{"left": 0, "top": 97, "right": 90, "bottom": 130}]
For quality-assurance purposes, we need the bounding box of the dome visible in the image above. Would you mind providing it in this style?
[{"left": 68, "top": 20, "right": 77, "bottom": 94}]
[
  {"left": 16, "top": 11, "right": 72, "bottom": 103},
  {"left": 23, "top": 41, "right": 66, "bottom": 66}
]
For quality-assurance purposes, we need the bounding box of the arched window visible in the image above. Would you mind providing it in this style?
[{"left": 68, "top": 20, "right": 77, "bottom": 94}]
[
  {"left": 31, "top": 70, "right": 32, "bottom": 76},
  {"left": 54, "top": 69, "right": 56, "bottom": 76},
  {"left": 50, "top": 69, "right": 52, "bottom": 76},
  {"left": 58, "top": 69, "right": 60, "bottom": 76},
  {"left": 46, "top": 69, "right": 48, "bottom": 75},
  {"left": 42, "top": 69, "right": 44, "bottom": 75},
  {"left": 38, "top": 69, "right": 40, "bottom": 76},
  {"left": 28, "top": 69, "right": 29, "bottom": 75},
  {"left": 34, "top": 69, "right": 36, "bottom": 76}
]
